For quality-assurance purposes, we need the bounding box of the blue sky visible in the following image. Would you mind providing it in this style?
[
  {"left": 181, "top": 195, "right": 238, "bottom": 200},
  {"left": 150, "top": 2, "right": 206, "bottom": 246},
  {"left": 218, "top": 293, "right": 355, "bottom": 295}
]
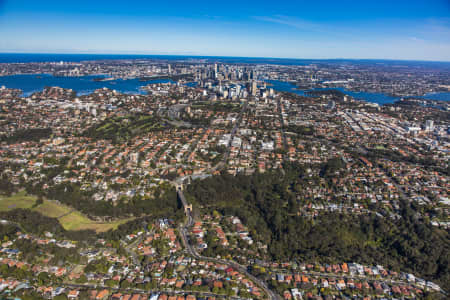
[{"left": 0, "top": 0, "right": 449, "bottom": 61}]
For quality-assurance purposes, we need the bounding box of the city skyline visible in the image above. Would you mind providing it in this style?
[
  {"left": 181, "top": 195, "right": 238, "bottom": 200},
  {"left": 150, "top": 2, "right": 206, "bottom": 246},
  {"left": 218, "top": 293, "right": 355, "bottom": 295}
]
[{"left": 1, "top": 0, "right": 450, "bottom": 61}]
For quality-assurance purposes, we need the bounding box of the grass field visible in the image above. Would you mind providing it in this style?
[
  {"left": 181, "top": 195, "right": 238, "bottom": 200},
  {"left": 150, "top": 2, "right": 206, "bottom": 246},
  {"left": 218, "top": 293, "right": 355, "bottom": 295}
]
[
  {"left": 0, "top": 191, "right": 36, "bottom": 210},
  {"left": 58, "top": 210, "right": 133, "bottom": 232},
  {"left": 33, "top": 200, "right": 72, "bottom": 218},
  {"left": 0, "top": 191, "right": 133, "bottom": 233}
]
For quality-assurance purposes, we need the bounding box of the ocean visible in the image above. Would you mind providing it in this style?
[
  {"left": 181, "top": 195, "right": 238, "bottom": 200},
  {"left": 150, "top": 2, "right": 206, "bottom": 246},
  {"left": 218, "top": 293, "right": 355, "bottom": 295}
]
[{"left": 2, "top": 53, "right": 450, "bottom": 67}]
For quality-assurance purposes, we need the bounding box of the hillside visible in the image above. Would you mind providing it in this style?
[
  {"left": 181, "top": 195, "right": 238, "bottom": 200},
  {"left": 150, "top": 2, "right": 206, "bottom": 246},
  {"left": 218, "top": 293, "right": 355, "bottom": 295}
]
[{"left": 186, "top": 164, "right": 450, "bottom": 292}]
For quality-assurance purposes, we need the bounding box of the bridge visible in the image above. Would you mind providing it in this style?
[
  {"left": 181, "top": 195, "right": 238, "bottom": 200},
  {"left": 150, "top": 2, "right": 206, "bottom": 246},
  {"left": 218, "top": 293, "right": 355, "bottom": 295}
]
[
  {"left": 175, "top": 181, "right": 280, "bottom": 300},
  {"left": 174, "top": 177, "right": 280, "bottom": 299},
  {"left": 176, "top": 183, "right": 192, "bottom": 215}
]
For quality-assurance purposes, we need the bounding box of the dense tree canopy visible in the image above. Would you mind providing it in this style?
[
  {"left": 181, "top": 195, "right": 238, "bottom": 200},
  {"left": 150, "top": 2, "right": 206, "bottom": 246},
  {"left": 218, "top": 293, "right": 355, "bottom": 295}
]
[
  {"left": 186, "top": 163, "right": 450, "bottom": 291},
  {"left": 0, "top": 128, "right": 52, "bottom": 144}
]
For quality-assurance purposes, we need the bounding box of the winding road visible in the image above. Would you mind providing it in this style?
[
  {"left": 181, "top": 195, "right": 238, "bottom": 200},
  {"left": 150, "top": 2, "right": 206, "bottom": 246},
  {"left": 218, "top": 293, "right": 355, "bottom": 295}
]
[
  {"left": 173, "top": 100, "right": 281, "bottom": 299},
  {"left": 176, "top": 188, "right": 281, "bottom": 300}
]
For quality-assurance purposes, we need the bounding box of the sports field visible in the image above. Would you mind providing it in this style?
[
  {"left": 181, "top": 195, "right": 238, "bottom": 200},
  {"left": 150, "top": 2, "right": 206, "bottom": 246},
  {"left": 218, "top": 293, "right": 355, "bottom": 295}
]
[{"left": 0, "top": 191, "right": 132, "bottom": 232}]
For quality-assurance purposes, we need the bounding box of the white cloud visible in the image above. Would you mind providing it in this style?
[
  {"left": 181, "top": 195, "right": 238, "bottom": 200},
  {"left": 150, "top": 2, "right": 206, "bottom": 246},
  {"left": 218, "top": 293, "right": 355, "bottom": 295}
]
[{"left": 254, "top": 15, "right": 327, "bottom": 32}]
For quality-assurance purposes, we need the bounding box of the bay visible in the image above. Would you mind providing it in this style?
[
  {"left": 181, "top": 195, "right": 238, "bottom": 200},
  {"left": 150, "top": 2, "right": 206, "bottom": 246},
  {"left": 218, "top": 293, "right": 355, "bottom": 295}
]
[
  {"left": 0, "top": 74, "right": 173, "bottom": 96},
  {"left": 266, "top": 80, "right": 450, "bottom": 104},
  {"left": 0, "top": 74, "right": 449, "bottom": 105}
]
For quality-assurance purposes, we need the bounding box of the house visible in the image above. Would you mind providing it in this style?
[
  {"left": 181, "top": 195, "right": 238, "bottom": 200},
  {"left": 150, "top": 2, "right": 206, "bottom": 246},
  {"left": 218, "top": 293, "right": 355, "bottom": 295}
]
[
  {"left": 68, "top": 290, "right": 80, "bottom": 299},
  {"left": 96, "top": 289, "right": 109, "bottom": 300},
  {"left": 336, "top": 279, "right": 346, "bottom": 290},
  {"left": 301, "top": 276, "right": 309, "bottom": 284},
  {"left": 341, "top": 263, "right": 348, "bottom": 273},
  {"left": 283, "top": 291, "right": 292, "bottom": 299},
  {"left": 373, "top": 282, "right": 382, "bottom": 293},
  {"left": 347, "top": 279, "right": 355, "bottom": 289},
  {"left": 131, "top": 294, "right": 141, "bottom": 300},
  {"left": 392, "top": 286, "right": 401, "bottom": 294},
  {"left": 111, "top": 293, "right": 123, "bottom": 300},
  {"left": 175, "top": 280, "right": 184, "bottom": 288},
  {"left": 381, "top": 283, "right": 390, "bottom": 293}
]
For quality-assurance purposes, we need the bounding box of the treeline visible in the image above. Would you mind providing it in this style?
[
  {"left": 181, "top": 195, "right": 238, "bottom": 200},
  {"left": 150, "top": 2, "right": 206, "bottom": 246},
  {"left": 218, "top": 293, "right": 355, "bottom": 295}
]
[
  {"left": 0, "top": 207, "right": 182, "bottom": 242},
  {"left": 0, "top": 209, "right": 95, "bottom": 241},
  {"left": 100, "top": 214, "right": 176, "bottom": 241},
  {"left": 181, "top": 114, "right": 211, "bottom": 126},
  {"left": 0, "top": 128, "right": 52, "bottom": 144},
  {"left": 0, "top": 209, "right": 65, "bottom": 235},
  {"left": 0, "top": 222, "right": 20, "bottom": 240},
  {"left": 320, "top": 157, "right": 345, "bottom": 178},
  {"left": 2, "top": 180, "right": 183, "bottom": 241},
  {"left": 286, "top": 125, "right": 315, "bottom": 136},
  {"left": 14, "top": 238, "right": 81, "bottom": 264},
  {"left": 186, "top": 162, "right": 450, "bottom": 291},
  {"left": 40, "top": 182, "right": 181, "bottom": 219},
  {"left": 0, "top": 173, "right": 17, "bottom": 196},
  {"left": 364, "top": 148, "right": 448, "bottom": 176}
]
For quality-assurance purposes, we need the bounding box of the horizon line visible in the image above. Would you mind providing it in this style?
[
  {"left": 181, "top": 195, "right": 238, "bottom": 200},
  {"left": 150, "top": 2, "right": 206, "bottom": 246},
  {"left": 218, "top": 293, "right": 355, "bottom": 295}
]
[{"left": 1, "top": 51, "right": 450, "bottom": 64}]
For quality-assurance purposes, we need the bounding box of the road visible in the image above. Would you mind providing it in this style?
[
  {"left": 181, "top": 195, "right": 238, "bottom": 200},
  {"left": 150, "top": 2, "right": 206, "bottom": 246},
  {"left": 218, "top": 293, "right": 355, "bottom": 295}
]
[
  {"left": 211, "top": 101, "right": 248, "bottom": 172},
  {"left": 61, "top": 282, "right": 244, "bottom": 299},
  {"left": 172, "top": 101, "right": 248, "bottom": 184},
  {"left": 270, "top": 269, "right": 417, "bottom": 287},
  {"left": 275, "top": 97, "right": 288, "bottom": 176},
  {"left": 276, "top": 97, "right": 288, "bottom": 152},
  {"left": 177, "top": 188, "right": 281, "bottom": 300},
  {"left": 173, "top": 101, "right": 280, "bottom": 299},
  {"left": 122, "top": 235, "right": 144, "bottom": 266}
]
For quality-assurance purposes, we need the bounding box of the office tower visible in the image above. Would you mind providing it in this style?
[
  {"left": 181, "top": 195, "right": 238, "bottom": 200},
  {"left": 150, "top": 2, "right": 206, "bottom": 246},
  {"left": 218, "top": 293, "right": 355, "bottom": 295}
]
[
  {"left": 425, "top": 120, "right": 434, "bottom": 131},
  {"left": 251, "top": 81, "right": 257, "bottom": 96}
]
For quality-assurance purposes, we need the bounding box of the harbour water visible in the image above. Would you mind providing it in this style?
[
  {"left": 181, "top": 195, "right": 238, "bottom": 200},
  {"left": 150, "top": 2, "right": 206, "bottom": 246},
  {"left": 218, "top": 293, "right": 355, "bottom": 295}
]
[
  {"left": 0, "top": 74, "right": 449, "bottom": 104},
  {"left": 1, "top": 53, "right": 450, "bottom": 103},
  {"left": 0, "top": 74, "right": 174, "bottom": 96},
  {"left": 265, "top": 80, "right": 450, "bottom": 104}
]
